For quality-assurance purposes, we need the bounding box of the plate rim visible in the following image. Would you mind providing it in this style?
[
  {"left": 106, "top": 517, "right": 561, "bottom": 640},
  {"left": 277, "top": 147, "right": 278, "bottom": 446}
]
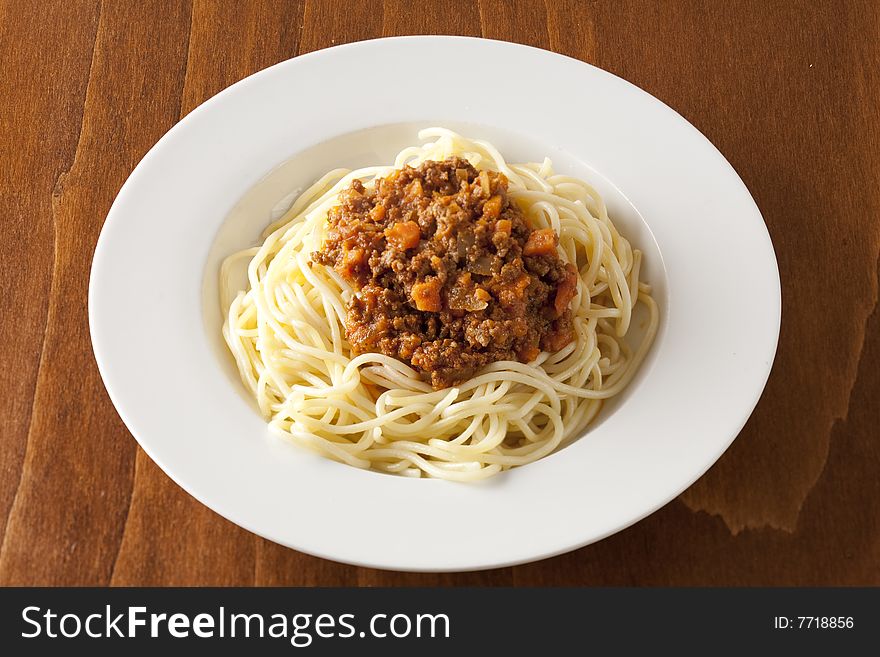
[{"left": 89, "top": 35, "right": 781, "bottom": 572}]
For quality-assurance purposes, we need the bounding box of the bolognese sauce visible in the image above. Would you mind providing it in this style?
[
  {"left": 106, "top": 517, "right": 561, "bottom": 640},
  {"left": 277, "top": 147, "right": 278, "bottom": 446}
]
[{"left": 311, "top": 158, "right": 578, "bottom": 389}]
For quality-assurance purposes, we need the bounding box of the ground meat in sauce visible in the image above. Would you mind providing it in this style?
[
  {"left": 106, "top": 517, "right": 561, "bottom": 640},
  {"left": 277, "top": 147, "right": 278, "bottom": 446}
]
[{"left": 311, "top": 157, "right": 578, "bottom": 390}]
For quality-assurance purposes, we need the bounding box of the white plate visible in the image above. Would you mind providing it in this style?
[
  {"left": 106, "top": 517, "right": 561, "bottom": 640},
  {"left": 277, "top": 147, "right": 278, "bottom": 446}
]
[{"left": 89, "top": 36, "right": 780, "bottom": 572}]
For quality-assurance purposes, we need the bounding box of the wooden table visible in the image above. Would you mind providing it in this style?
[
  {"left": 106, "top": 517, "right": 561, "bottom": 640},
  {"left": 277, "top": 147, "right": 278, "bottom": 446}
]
[{"left": 2, "top": 0, "right": 878, "bottom": 586}]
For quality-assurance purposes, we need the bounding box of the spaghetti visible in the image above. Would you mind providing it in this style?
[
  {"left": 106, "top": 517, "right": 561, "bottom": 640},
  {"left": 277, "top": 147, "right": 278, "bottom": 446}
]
[{"left": 222, "top": 129, "right": 659, "bottom": 481}]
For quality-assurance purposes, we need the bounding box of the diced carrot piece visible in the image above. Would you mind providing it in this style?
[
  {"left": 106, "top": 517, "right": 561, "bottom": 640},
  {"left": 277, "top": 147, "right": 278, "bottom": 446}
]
[
  {"left": 345, "top": 247, "right": 364, "bottom": 265},
  {"left": 336, "top": 247, "right": 364, "bottom": 280},
  {"left": 384, "top": 221, "right": 420, "bottom": 250},
  {"left": 543, "top": 326, "right": 574, "bottom": 352},
  {"left": 554, "top": 263, "right": 578, "bottom": 316},
  {"left": 494, "top": 218, "right": 511, "bottom": 236},
  {"left": 475, "top": 287, "right": 491, "bottom": 303},
  {"left": 411, "top": 279, "right": 442, "bottom": 312},
  {"left": 518, "top": 344, "right": 541, "bottom": 363},
  {"left": 370, "top": 204, "right": 386, "bottom": 221},
  {"left": 523, "top": 228, "right": 557, "bottom": 256},
  {"left": 482, "top": 195, "right": 503, "bottom": 218}
]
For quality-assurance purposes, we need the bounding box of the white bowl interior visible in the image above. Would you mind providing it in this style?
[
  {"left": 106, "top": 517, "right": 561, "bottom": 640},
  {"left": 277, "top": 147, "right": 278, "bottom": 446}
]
[{"left": 202, "top": 121, "right": 669, "bottom": 454}]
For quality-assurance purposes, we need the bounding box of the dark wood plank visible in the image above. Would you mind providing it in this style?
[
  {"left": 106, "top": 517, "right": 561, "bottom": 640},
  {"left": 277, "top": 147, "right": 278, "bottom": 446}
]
[
  {"left": 383, "top": 0, "right": 481, "bottom": 36},
  {"left": 298, "top": 0, "right": 384, "bottom": 54},
  {"left": 0, "top": 0, "right": 102, "bottom": 574},
  {"left": 671, "top": 0, "right": 880, "bottom": 535},
  {"left": 577, "top": 0, "right": 880, "bottom": 535},
  {"left": 545, "top": 0, "right": 597, "bottom": 61},
  {"left": 0, "top": 0, "right": 193, "bottom": 585},
  {"left": 180, "top": 0, "right": 308, "bottom": 115},
  {"left": 109, "top": 455, "right": 256, "bottom": 586},
  {"left": 478, "top": 0, "right": 550, "bottom": 48}
]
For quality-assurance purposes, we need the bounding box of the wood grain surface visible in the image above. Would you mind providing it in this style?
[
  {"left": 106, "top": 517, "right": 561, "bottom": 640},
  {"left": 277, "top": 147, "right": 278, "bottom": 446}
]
[{"left": 1, "top": 0, "right": 878, "bottom": 586}]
